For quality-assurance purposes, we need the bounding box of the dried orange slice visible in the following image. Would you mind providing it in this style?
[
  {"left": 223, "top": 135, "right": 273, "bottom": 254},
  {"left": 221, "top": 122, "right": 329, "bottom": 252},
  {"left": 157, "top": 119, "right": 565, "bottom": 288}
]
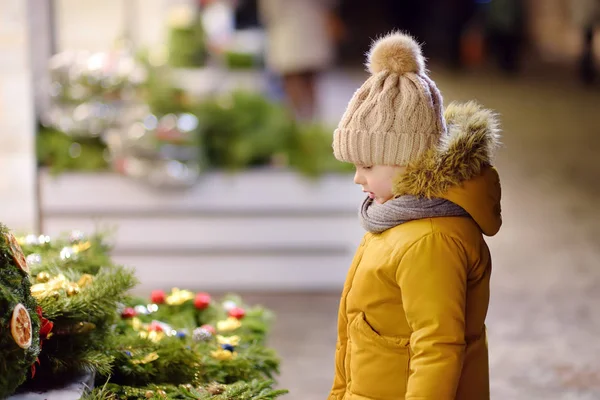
[
  {"left": 10, "top": 303, "right": 32, "bottom": 349},
  {"left": 5, "top": 232, "right": 29, "bottom": 274}
]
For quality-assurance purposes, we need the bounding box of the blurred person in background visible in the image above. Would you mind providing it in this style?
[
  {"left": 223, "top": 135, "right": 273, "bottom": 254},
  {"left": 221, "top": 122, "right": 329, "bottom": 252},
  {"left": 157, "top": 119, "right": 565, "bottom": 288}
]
[
  {"left": 484, "top": 0, "right": 525, "bottom": 74},
  {"left": 441, "top": 0, "right": 479, "bottom": 69},
  {"left": 570, "top": 0, "right": 600, "bottom": 84},
  {"left": 258, "top": 0, "right": 343, "bottom": 121},
  {"left": 329, "top": 32, "right": 502, "bottom": 400}
]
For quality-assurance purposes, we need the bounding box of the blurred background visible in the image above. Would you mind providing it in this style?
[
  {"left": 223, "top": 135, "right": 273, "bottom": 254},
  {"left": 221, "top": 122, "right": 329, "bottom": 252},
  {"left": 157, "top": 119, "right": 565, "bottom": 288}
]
[{"left": 1, "top": 0, "right": 599, "bottom": 398}]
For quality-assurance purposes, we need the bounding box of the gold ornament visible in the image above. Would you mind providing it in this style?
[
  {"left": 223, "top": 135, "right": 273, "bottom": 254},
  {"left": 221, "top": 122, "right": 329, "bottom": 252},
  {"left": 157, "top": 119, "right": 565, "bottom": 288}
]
[
  {"left": 166, "top": 288, "right": 194, "bottom": 306},
  {"left": 131, "top": 317, "right": 143, "bottom": 331},
  {"left": 77, "top": 274, "right": 93, "bottom": 287},
  {"left": 145, "top": 390, "right": 154, "bottom": 398},
  {"left": 36, "top": 272, "right": 51, "bottom": 283},
  {"left": 73, "top": 241, "right": 92, "bottom": 253},
  {"left": 217, "top": 317, "right": 242, "bottom": 332},
  {"left": 66, "top": 284, "right": 80, "bottom": 296},
  {"left": 57, "top": 321, "right": 96, "bottom": 335},
  {"left": 32, "top": 274, "right": 88, "bottom": 299},
  {"left": 132, "top": 352, "right": 159, "bottom": 365},
  {"left": 67, "top": 283, "right": 80, "bottom": 297},
  {"left": 157, "top": 390, "right": 167, "bottom": 398},
  {"left": 31, "top": 274, "right": 69, "bottom": 300},
  {"left": 210, "top": 349, "right": 237, "bottom": 361},
  {"left": 216, "top": 335, "right": 240, "bottom": 347},
  {"left": 10, "top": 304, "right": 32, "bottom": 349},
  {"left": 75, "top": 322, "right": 96, "bottom": 334},
  {"left": 139, "top": 330, "right": 165, "bottom": 343}
]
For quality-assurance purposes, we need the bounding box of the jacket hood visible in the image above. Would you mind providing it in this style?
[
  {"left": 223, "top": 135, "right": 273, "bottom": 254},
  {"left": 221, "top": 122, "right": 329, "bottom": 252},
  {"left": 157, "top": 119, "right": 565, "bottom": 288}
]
[{"left": 393, "top": 101, "right": 502, "bottom": 236}]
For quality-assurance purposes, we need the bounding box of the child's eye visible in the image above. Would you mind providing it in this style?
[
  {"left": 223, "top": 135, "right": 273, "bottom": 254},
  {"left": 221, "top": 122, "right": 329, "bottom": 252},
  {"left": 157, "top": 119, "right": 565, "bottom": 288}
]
[{"left": 363, "top": 166, "right": 373, "bottom": 170}]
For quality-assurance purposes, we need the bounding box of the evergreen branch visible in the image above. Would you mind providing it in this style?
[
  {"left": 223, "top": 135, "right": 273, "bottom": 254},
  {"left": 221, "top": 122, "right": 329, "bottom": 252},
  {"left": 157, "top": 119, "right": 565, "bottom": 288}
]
[
  {"left": 46, "top": 350, "right": 114, "bottom": 377},
  {"left": 37, "top": 265, "right": 137, "bottom": 324},
  {"left": 82, "top": 379, "right": 116, "bottom": 400},
  {"left": 102, "top": 335, "right": 200, "bottom": 387},
  {"left": 23, "top": 232, "right": 116, "bottom": 276},
  {"left": 85, "top": 379, "right": 288, "bottom": 400},
  {"left": 194, "top": 343, "right": 281, "bottom": 384},
  {"left": 35, "top": 326, "right": 116, "bottom": 378}
]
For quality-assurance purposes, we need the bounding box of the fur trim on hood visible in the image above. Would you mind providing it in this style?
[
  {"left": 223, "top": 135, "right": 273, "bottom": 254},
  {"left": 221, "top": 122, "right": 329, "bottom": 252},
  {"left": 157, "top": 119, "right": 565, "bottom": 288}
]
[{"left": 393, "top": 101, "right": 501, "bottom": 198}]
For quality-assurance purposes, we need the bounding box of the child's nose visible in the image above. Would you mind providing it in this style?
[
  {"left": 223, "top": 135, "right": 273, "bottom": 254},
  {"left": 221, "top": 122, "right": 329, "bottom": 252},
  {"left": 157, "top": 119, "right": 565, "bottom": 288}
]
[{"left": 353, "top": 171, "right": 364, "bottom": 185}]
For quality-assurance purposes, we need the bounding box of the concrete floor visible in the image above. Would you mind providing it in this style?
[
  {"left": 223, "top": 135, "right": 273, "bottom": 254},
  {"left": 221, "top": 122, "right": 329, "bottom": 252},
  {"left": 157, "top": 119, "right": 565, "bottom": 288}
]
[{"left": 241, "top": 68, "right": 600, "bottom": 400}]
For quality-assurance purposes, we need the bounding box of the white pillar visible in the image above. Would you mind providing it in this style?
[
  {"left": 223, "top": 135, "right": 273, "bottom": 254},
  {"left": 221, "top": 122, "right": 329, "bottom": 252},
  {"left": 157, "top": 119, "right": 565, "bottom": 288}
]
[
  {"left": 0, "top": 0, "right": 38, "bottom": 232},
  {"left": 54, "top": 0, "right": 170, "bottom": 52}
]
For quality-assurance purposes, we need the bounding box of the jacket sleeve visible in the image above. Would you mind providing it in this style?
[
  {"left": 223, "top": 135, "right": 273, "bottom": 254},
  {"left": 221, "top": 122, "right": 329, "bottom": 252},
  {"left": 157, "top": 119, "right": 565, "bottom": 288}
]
[
  {"left": 328, "top": 299, "right": 348, "bottom": 400},
  {"left": 396, "top": 233, "right": 468, "bottom": 400}
]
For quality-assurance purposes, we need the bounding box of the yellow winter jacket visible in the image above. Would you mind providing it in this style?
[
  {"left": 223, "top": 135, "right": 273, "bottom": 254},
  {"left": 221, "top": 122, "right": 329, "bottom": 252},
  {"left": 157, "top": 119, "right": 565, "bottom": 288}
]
[{"left": 328, "top": 102, "right": 503, "bottom": 400}]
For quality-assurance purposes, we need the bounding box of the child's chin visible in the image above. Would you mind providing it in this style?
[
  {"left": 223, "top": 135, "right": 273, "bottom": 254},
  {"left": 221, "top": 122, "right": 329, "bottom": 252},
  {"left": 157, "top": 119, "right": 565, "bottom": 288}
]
[{"left": 375, "top": 196, "right": 392, "bottom": 204}]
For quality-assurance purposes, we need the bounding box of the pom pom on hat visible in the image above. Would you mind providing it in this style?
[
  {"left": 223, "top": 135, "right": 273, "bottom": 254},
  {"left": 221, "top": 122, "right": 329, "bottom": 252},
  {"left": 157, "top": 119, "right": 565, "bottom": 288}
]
[{"left": 366, "top": 32, "right": 425, "bottom": 75}]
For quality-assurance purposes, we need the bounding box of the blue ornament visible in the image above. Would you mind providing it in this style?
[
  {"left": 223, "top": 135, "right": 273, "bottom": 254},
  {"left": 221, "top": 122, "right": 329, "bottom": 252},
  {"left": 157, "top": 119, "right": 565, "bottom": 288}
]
[
  {"left": 177, "top": 331, "right": 186, "bottom": 338},
  {"left": 221, "top": 344, "right": 235, "bottom": 352},
  {"left": 125, "top": 351, "right": 132, "bottom": 357}
]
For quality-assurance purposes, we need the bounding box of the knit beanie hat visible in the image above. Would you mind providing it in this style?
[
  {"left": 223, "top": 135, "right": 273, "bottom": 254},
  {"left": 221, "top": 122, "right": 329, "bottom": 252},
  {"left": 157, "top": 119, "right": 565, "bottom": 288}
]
[{"left": 332, "top": 32, "right": 446, "bottom": 166}]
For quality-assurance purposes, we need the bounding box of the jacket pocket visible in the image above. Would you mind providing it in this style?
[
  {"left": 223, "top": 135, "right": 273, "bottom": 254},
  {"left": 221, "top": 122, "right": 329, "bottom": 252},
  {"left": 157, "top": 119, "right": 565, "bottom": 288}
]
[{"left": 348, "top": 312, "right": 410, "bottom": 400}]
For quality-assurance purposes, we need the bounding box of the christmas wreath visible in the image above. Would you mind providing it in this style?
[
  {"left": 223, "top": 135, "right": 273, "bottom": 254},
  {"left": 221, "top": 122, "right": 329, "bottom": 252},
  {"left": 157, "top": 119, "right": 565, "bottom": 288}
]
[
  {"left": 0, "top": 224, "right": 41, "bottom": 398},
  {"left": 16, "top": 231, "right": 288, "bottom": 399}
]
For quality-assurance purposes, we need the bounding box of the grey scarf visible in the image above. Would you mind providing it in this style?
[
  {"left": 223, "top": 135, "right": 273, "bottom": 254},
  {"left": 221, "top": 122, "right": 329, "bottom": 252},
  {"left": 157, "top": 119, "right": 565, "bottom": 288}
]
[{"left": 359, "top": 195, "right": 470, "bottom": 233}]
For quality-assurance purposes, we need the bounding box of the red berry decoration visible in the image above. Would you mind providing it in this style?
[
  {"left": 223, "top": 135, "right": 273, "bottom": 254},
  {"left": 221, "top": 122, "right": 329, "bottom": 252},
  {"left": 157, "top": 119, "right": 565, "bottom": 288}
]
[
  {"left": 121, "top": 307, "right": 137, "bottom": 319},
  {"left": 228, "top": 307, "right": 246, "bottom": 320},
  {"left": 114, "top": 157, "right": 128, "bottom": 174},
  {"left": 200, "top": 324, "right": 216, "bottom": 335},
  {"left": 151, "top": 290, "right": 166, "bottom": 304},
  {"left": 148, "top": 321, "right": 163, "bottom": 332},
  {"left": 194, "top": 292, "right": 211, "bottom": 310}
]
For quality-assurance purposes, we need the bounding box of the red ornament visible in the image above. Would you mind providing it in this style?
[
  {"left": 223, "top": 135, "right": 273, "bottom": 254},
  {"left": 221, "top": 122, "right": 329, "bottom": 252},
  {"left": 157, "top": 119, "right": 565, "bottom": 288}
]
[
  {"left": 148, "top": 321, "right": 163, "bottom": 332},
  {"left": 156, "top": 127, "right": 186, "bottom": 144},
  {"left": 200, "top": 324, "right": 216, "bottom": 335},
  {"left": 32, "top": 306, "right": 54, "bottom": 378},
  {"left": 228, "top": 307, "right": 246, "bottom": 320},
  {"left": 194, "top": 292, "right": 211, "bottom": 310},
  {"left": 114, "top": 157, "right": 128, "bottom": 174},
  {"left": 36, "top": 306, "right": 54, "bottom": 341},
  {"left": 31, "top": 358, "right": 40, "bottom": 378},
  {"left": 121, "top": 307, "right": 137, "bottom": 319},
  {"left": 151, "top": 290, "right": 166, "bottom": 304}
]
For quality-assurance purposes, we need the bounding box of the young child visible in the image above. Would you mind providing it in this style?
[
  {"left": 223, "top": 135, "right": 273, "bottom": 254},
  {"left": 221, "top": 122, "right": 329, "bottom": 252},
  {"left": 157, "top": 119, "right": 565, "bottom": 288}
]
[{"left": 328, "top": 32, "right": 502, "bottom": 400}]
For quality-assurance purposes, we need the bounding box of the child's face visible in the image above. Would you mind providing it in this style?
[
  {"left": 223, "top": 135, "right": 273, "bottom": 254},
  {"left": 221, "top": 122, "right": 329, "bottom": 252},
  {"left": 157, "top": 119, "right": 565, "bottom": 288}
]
[{"left": 353, "top": 165, "right": 406, "bottom": 204}]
